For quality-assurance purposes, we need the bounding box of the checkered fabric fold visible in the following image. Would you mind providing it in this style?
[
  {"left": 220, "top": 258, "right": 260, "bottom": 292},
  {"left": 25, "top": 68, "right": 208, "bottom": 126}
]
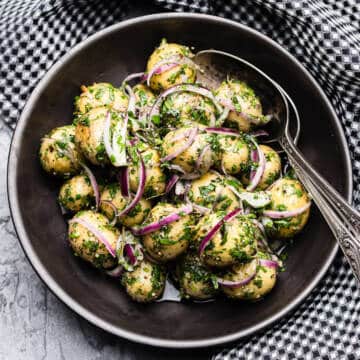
[{"left": 1, "top": 0, "right": 360, "bottom": 358}]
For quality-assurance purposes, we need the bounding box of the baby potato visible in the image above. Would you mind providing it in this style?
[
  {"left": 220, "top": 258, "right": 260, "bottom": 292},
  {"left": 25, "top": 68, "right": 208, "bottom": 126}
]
[
  {"left": 100, "top": 183, "right": 151, "bottom": 227},
  {"left": 215, "top": 79, "right": 263, "bottom": 132},
  {"left": 74, "top": 83, "right": 128, "bottom": 115},
  {"left": 220, "top": 257, "right": 277, "bottom": 301},
  {"left": 143, "top": 203, "right": 193, "bottom": 262},
  {"left": 68, "top": 210, "right": 119, "bottom": 269},
  {"left": 128, "top": 147, "right": 166, "bottom": 198},
  {"left": 146, "top": 40, "right": 196, "bottom": 91},
  {"left": 58, "top": 174, "right": 94, "bottom": 212},
  {"left": 161, "top": 128, "right": 214, "bottom": 175},
  {"left": 75, "top": 106, "right": 125, "bottom": 166},
  {"left": 177, "top": 252, "right": 217, "bottom": 300},
  {"left": 161, "top": 92, "right": 217, "bottom": 128},
  {"left": 133, "top": 84, "right": 156, "bottom": 108},
  {"left": 188, "top": 171, "right": 239, "bottom": 212},
  {"left": 242, "top": 145, "right": 281, "bottom": 190},
  {"left": 266, "top": 178, "right": 311, "bottom": 238},
  {"left": 39, "top": 125, "right": 83, "bottom": 178},
  {"left": 218, "top": 135, "right": 250, "bottom": 175},
  {"left": 197, "top": 213, "right": 259, "bottom": 268},
  {"left": 122, "top": 260, "right": 166, "bottom": 303}
]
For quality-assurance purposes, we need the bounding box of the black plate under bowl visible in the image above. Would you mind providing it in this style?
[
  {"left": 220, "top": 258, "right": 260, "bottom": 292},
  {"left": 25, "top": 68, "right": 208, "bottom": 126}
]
[{"left": 7, "top": 13, "right": 352, "bottom": 348}]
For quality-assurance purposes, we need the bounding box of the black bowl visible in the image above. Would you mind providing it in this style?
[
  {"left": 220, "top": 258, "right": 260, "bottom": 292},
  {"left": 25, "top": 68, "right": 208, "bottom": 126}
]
[{"left": 7, "top": 13, "right": 352, "bottom": 348}]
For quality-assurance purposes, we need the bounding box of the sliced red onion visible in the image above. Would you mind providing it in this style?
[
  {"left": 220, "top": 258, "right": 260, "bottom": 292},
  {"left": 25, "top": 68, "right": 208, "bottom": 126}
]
[
  {"left": 251, "top": 129, "right": 269, "bottom": 138},
  {"left": 69, "top": 217, "right": 116, "bottom": 257},
  {"left": 122, "top": 72, "right": 145, "bottom": 85},
  {"left": 106, "top": 265, "right": 123, "bottom": 278},
  {"left": 217, "top": 261, "right": 257, "bottom": 288},
  {"left": 117, "top": 151, "right": 146, "bottom": 217},
  {"left": 205, "top": 127, "right": 241, "bottom": 137},
  {"left": 195, "top": 145, "right": 211, "bottom": 171},
  {"left": 259, "top": 259, "right": 279, "bottom": 269},
  {"left": 160, "top": 127, "right": 198, "bottom": 163},
  {"left": 247, "top": 139, "right": 265, "bottom": 191},
  {"left": 131, "top": 204, "right": 193, "bottom": 236},
  {"left": 263, "top": 202, "right": 311, "bottom": 219},
  {"left": 147, "top": 62, "right": 179, "bottom": 87},
  {"left": 100, "top": 200, "right": 118, "bottom": 226},
  {"left": 167, "top": 165, "right": 185, "bottom": 176},
  {"left": 221, "top": 158, "right": 228, "bottom": 176},
  {"left": 149, "top": 84, "right": 223, "bottom": 125},
  {"left": 165, "top": 174, "right": 180, "bottom": 194},
  {"left": 216, "top": 106, "right": 230, "bottom": 124},
  {"left": 118, "top": 167, "right": 130, "bottom": 198},
  {"left": 103, "top": 110, "right": 128, "bottom": 167},
  {"left": 124, "top": 243, "right": 137, "bottom": 266},
  {"left": 199, "top": 208, "right": 242, "bottom": 255},
  {"left": 124, "top": 84, "right": 139, "bottom": 131},
  {"left": 170, "top": 128, "right": 192, "bottom": 143},
  {"left": 80, "top": 162, "right": 100, "bottom": 211},
  {"left": 192, "top": 203, "right": 210, "bottom": 215}
]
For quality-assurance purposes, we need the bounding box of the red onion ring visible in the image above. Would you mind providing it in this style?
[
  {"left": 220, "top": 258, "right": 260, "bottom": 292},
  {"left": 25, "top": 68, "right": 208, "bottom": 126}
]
[
  {"left": 251, "top": 130, "right": 269, "bottom": 137},
  {"left": 165, "top": 174, "right": 180, "bottom": 194},
  {"left": 117, "top": 150, "right": 146, "bottom": 217},
  {"left": 167, "top": 164, "right": 186, "bottom": 174},
  {"left": 69, "top": 217, "right": 116, "bottom": 257},
  {"left": 131, "top": 204, "right": 193, "bottom": 236},
  {"left": 199, "top": 208, "right": 242, "bottom": 255},
  {"left": 147, "top": 63, "right": 179, "bottom": 87},
  {"left": 149, "top": 84, "right": 223, "bottom": 126},
  {"left": 205, "top": 127, "right": 241, "bottom": 137},
  {"left": 259, "top": 259, "right": 279, "bottom": 269},
  {"left": 122, "top": 72, "right": 146, "bottom": 85},
  {"left": 195, "top": 144, "right": 211, "bottom": 171},
  {"left": 80, "top": 162, "right": 100, "bottom": 211},
  {"left": 247, "top": 139, "right": 266, "bottom": 191},
  {"left": 118, "top": 167, "right": 130, "bottom": 198},
  {"left": 160, "top": 127, "right": 198, "bottom": 163},
  {"left": 124, "top": 243, "right": 137, "bottom": 266},
  {"left": 100, "top": 200, "right": 118, "bottom": 226},
  {"left": 263, "top": 202, "right": 311, "bottom": 219},
  {"left": 217, "top": 260, "right": 258, "bottom": 288},
  {"left": 106, "top": 265, "right": 123, "bottom": 278}
]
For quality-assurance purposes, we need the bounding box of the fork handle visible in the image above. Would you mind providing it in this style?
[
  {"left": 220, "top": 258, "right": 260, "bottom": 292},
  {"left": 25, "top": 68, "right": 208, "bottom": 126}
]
[{"left": 279, "top": 135, "right": 360, "bottom": 281}]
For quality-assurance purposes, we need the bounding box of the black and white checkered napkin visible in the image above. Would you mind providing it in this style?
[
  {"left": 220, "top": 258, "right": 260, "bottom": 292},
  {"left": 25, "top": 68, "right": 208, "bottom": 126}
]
[{"left": 1, "top": 0, "right": 360, "bottom": 358}]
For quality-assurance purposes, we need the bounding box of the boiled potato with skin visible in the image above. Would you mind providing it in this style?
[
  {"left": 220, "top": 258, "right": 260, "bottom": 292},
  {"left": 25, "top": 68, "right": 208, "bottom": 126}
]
[
  {"left": 161, "top": 92, "right": 217, "bottom": 128},
  {"left": 220, "top": 256, "right": 277, "bottom": 300},
  {"left": 74, "top": 83, "right": 128, "bottom": 115},
  {"left": 128, "top": 147, "right": 166, "bottom": 198},
  {"left": 161, "top": 128, "right": 214, "bottom": 175},
  {"left": 133, "top": 84, "right": 156, "bottom": 108},
  {"left": 122, "top": 260, "right": 166, "bottom": 303},
  {"left": 100, "top": 183, "right": 151, "bottom": 227},
  {"left": 197, "top": 213, "right": 259, "bottom": 268},
  {"left": 58, "top": 174, "right": 94, "bottom": 212},
  {"left": 146, "top": 40, "right": 196, "bottom": 91},
  {"left": 142, "top": 203, "right": 193, "bottom": 262},
  {"left": 218, "top": 135, "right": 250, "bottom": 175},
  {"left": 266, "top": 178, "right": 311, "bottom": 238},
  {"left": 68, "top": 210, "right": 119, "bottom": 269},
  {"left": 242, "top": 145, "right": 281, "bottom": 190},
  {"left": 39, "top": 125, "right": 83, "bottom": 178},
  {"left": 75, "top": 106, "right": 125, "bottom": 166},
  {"left": 177, "top": 252, "right": 217, "bottom": 300},
  {"left": 188, "top": 171, "right": 239, "bottom": 212},
  {"left": 215, "top": 79, "right": 263, "bottom": 132}
]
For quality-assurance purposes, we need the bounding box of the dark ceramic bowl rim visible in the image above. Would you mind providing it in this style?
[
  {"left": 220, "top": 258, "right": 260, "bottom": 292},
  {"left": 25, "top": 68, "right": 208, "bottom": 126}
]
[{"left": 7, "top": 13, "right": 353, "bottom": 348}]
